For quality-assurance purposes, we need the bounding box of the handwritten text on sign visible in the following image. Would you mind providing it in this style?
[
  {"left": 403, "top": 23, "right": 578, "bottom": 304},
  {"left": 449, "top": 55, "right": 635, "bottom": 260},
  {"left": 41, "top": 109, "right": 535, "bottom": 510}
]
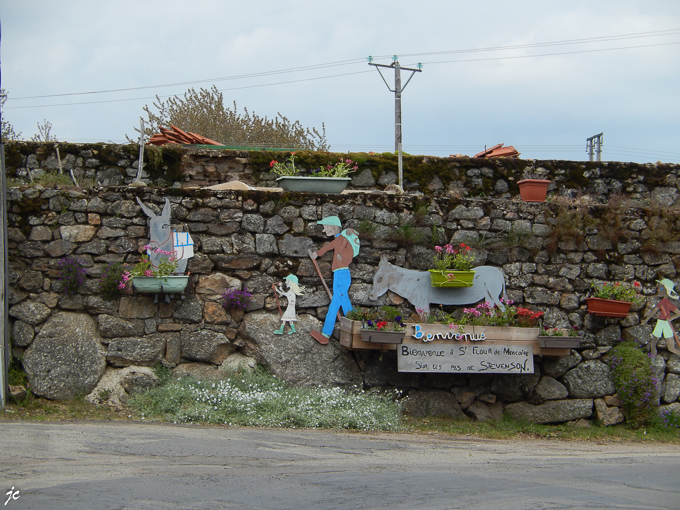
[{"left": 397, "top": 343, "right": 534, "bottom": 374}]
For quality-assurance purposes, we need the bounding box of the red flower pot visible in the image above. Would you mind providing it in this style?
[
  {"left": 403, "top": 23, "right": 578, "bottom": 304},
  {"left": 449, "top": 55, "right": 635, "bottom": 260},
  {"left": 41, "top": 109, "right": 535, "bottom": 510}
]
[
  {"left": 518, "top": 179, "right": 550, "bottom": 202},
  {"left": 586, "top": 297, "right": 632, "bottom": 318}
]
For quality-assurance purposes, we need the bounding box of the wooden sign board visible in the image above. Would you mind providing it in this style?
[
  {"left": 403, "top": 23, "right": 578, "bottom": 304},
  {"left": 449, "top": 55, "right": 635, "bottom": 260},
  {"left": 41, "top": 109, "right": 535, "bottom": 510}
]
[{"left": 397, "top": 342, "right": 534, "bottom": 374}]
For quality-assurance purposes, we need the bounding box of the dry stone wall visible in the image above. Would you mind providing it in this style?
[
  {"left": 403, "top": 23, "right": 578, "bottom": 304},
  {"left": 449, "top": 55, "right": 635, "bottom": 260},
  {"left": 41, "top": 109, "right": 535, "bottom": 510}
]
[
  {"left": 4, "top": 142, "right": 680, "bottom": 425},
  {"left": 5, "top": 141, "right": 680, "bottom": 205}
]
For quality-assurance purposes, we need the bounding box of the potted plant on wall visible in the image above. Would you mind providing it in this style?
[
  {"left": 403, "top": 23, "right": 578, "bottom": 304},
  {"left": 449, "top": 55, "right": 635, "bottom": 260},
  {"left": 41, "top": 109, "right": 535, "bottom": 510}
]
[
  {"left": 359, "top": 306, "right": 407, "bottom": 344},
  {"left": 270, "top": 153, "right": 358, "bottom": 193},
  {"left": 429, "top": 243, "right": 476, "bottom": 287},
  {"left": 586, "top": 281, "right": 643, "bottom": 317},
  {"left": 537, "top": 326, "right": 584, "bottom": 348},
  {"left": 119, "top": 245, "right": 189, "bottom": 294},
  {"left": 517, "top": 175, "right": 550, "bottom": 202}
]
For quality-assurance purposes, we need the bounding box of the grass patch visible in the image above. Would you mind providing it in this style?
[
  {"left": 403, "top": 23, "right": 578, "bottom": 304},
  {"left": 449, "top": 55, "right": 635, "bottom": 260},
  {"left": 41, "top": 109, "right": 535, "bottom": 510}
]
[
  {"left": 128, "top": 367, "right": 403, "bottom": 431},
  {"left": 1, "top": 395, "right": 138, "bottom": 422},
  {"left": 404, "top": 414, "right": 680, "bottom": 443}
]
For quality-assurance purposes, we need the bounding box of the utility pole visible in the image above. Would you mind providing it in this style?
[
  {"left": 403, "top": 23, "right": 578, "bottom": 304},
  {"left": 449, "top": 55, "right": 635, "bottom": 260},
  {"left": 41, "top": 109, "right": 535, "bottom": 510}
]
[
  {"left": 369, "top": 56, "right": 422, "bottom": 188},
  {"left": 586, "top": 133, "right": 604, "bottom": 162}
]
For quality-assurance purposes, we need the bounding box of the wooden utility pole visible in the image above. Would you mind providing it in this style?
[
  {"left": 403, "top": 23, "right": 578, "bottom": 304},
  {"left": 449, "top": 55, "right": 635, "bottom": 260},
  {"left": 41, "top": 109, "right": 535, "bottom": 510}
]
[{"left": 369, "top": 56, "right": 422, "bottom": 188}]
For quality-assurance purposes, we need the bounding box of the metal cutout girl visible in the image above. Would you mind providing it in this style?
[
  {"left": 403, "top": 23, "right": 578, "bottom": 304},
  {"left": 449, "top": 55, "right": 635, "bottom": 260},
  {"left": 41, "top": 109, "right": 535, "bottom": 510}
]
[{"left": 273, "top": 275, "right": 305, "bottom": 335}]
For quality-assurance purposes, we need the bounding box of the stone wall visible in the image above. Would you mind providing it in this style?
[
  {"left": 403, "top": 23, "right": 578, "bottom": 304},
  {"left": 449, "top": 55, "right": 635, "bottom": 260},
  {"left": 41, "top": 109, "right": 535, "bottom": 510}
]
[
  {"left": 5, "top": 141, "right": 680, "bottom": 205},
  {"left": 4, "top": 145, "right": 680, "bottom": 425}
]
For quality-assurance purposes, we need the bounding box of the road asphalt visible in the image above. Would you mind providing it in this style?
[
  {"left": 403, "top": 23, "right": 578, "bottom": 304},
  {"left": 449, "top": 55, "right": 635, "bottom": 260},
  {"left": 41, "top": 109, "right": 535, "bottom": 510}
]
[{"left": 1, "top": 421, "right": 680, "bottom": 509}]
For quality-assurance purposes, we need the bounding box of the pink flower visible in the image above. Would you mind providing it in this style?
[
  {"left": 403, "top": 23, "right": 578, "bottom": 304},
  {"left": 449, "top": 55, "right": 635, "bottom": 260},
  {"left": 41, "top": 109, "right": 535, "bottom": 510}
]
[{"left": 435, "top": 246, "right": 443, "bottom": 253}]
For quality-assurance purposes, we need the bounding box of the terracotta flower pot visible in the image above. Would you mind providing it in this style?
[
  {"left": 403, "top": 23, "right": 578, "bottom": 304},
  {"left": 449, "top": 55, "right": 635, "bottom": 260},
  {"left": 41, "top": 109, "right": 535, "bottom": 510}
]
[
  {"left": 586, "top": 297, "right": 632, "bottom": 318},
  {"left": 518, "top": 179, "right": 550, "bottom": 202}
]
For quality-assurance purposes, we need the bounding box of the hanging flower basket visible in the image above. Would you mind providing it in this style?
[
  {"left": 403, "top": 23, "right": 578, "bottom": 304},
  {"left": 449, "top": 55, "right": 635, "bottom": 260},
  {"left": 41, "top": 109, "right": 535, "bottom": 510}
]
[
  {"left": 586, "top": 297, "right": 632, "bottom": 317},
  {"left": 428, "top": 270, "right": 476, "bottom": 288},
  {"left": 132, "top": 276, "right": 189, "bottom": 294},
  {"left": 518, "top": 179, "right": 550, "bottom": 202}
]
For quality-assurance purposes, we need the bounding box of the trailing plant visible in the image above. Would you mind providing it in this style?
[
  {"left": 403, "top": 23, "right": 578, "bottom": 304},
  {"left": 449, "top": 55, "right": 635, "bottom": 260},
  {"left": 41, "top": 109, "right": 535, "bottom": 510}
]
[
  {"left": 356, "top": 219, "right": 378, "bottom": 239},
  {"left": 221, "top": 287, "right": 252, "bottom": 310},
  {"left": 545, "top": 207, "right": 599, "bottom": 254},
  {"left": 389, "top": 224, "right": 427, "bottom": 246},
  {"left": 609, "top": 340, "right": 659, "bottom": 428},
  {"left": 119, "top": 245, "right": 180, "bottom": 288},
  {"left": 431, "top": 243, "right": 474, "bottom": 271},
  {"left": 98, "top": 261, "right": 128, "bottom": 300},
  {"left": 458, "top": 300, "right": 543, "bottom": 327},
  {"left": 539, "top": 326, "right": 582, "bottom": 337},
  {"left": 360, "top": 306, "right": 406, "bottom": 332},
  {"left": 58, "top": 256, "right": 87, "bottom": 295},
  {"left": 590, "top": 280, "right": 643, "bottom": 304}
]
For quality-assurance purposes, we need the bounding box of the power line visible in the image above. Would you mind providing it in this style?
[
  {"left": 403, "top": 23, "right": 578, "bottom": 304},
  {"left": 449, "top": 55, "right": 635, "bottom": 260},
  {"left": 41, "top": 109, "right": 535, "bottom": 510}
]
[
  {"left": 411, "top": 41, "right": 680, "bottom": 67},
  {"left": 10, "top": 58, "right": 367, "bottom": 100},
  {"left": 4, "top": 70, "right": 375, "bottom": 110},
  {"left": 6, "top": 28, "right": 679, "bottom": 108},
  {"left": 373, "top": 28, "right": 680, "bottom": 59}
]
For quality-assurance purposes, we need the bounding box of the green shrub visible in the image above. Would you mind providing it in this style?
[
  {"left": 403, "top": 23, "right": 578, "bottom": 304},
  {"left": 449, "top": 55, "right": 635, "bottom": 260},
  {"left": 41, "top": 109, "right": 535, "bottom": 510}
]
[
  {"left": 653, "top": 409, "right": 680, "bottom": 430},
  {"left": 609, "top": 341, "right": 658, "bottom": 428}
]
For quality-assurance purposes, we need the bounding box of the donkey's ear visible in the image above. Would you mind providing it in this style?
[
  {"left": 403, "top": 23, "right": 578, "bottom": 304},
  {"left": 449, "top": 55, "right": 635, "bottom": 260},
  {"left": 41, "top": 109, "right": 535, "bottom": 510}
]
[
  {"left": 136, "top": 197, "right": 156, "bottom": 218},
  {"left": 161, "top": 197, "right": 171, "bottom": 219}
]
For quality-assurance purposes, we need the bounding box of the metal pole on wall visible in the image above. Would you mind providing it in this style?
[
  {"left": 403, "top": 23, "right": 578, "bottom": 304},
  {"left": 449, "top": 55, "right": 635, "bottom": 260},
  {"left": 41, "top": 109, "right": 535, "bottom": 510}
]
[
  {"left": 0, "top": 143, "right": 7, "bottom": 409},
  {"left": 0, "top": 18, "right": 7, "bottom": 409}
]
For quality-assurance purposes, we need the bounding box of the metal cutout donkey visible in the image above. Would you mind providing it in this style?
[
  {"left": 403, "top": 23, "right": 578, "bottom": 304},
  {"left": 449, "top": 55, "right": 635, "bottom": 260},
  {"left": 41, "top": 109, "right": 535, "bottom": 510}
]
[
  {"left": 136, "top": 197, "right": 189, "bottom": 274},
  {"left": 369, "top": 254, "right": 506, "bottom": 313}
]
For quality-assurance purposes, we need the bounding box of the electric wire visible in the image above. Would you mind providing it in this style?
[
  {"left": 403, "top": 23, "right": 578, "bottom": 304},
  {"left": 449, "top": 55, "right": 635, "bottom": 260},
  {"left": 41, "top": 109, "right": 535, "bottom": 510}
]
[{"left": 5, "top": 29, "right": 679, "bottom": 110}]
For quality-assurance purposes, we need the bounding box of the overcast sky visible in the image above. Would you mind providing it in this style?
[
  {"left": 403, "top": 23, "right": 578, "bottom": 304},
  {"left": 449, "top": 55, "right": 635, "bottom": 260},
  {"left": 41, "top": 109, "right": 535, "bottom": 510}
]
[{"left": 1, "top": 1, "right": 679, "bottom": 163}]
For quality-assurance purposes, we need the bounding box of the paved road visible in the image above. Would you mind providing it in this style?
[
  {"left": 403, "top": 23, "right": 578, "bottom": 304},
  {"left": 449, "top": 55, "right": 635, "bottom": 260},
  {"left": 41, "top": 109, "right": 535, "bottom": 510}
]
[{"left": 1, "top": 421, "right": 679, "bottom": 509}]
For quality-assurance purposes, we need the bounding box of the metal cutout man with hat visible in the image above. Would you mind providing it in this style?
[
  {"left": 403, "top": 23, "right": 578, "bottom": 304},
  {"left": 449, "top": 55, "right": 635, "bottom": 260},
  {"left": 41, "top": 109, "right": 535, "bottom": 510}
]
[{"left": 308, "top": 216, "right": 360, "bottom": 344}]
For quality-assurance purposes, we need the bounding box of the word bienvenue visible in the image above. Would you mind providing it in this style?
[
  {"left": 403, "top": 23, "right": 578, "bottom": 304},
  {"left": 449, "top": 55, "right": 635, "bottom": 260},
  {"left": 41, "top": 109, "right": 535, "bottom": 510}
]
[{"left": 412, "top": 324, "right": 486, "bottom": 343}]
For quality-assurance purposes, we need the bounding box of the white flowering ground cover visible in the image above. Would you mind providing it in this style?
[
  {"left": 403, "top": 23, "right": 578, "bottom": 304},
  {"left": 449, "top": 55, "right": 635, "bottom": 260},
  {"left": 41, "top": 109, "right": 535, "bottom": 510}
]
[{"left": 129, "top": 368, "right": 402, "bottom": 431}]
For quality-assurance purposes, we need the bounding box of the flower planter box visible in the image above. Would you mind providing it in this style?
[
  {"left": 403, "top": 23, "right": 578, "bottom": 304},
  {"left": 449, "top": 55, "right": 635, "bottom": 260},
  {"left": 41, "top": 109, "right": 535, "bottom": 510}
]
[
  {"left": 518, "top": 179, "right": 550, "bottom": 202},
  {"left": 360, "top": 330, "right": 405, "bottom": 344},
  {"left": 537, "top": 336, "right": 583, "bottom": 349},
  {"left": 132, "top": 276, "right": 189, "bottom": 294},
  {"left": 339, "top": 317, "right": 397, "bottom": 350},
  {"left": 428, "top": 270, "right": 476, "bottom": 288},
  {"left": 586, "top": 297, "right": 632, "bottom": 317},
  {"left": 276, "top": 176, "right": 351, "bottom": 193}
]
